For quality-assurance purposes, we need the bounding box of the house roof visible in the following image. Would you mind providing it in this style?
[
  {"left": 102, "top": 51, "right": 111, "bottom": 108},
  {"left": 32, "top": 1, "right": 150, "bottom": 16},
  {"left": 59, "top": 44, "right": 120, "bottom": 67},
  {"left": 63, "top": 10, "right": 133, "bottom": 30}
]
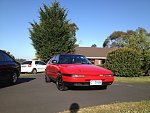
[{"left": 75, "top": 47, "right": 115, "bottom": 58}]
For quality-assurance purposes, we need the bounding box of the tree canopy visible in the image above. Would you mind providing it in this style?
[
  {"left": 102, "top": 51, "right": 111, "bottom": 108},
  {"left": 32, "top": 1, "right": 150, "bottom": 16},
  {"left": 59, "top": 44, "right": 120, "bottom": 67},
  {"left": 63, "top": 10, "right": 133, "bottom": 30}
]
[
  {"left": 29, "top": 2, "right": 78, "bottom": 61},
  {"left": 103, "top": 27, "right": 150, "bottom": 48},
  {"left": 103, "top": 27, "right": 150, "bottom": 75},
  {"left": 91, "top": 44, "right": 97, "bottom": 47}
]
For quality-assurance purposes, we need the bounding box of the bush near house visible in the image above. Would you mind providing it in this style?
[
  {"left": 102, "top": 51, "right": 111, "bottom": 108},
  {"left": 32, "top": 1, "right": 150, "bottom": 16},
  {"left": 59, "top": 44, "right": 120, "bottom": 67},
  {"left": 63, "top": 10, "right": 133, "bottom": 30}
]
[{"left": 104, "top": 48, "right": 142, "bottom": 77}]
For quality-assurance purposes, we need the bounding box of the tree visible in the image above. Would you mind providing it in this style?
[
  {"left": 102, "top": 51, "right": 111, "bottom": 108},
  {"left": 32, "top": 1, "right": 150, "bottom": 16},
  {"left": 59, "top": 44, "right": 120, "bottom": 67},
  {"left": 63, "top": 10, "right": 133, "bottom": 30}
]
[
  {"left": 91, "top": 44, "right": 97, "bottom": 47},
  {"left": 103, "top": 27, "right": 150, "bottom": 75},
  {"left": 125, "top": 34, "right": 150, "bottom": 75},
  {"left": 15, "top": 58, "right": 26, "bottom": 63},
  {"left": 29, "top": 2, "right": 78, "bottom": 62},
  {"left": 104, "top": 48, "right": 142, "bottom": 77},
  {"left": 103, "top": 27, "right": 150, "bottom": 48}
]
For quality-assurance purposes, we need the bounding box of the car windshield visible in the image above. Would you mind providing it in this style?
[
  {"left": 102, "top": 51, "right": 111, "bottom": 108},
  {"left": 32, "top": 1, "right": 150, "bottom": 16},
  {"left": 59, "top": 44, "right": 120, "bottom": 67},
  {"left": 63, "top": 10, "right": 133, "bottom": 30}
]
[{"left": 58, "top": 55, "right": 92, "bottom": 64}]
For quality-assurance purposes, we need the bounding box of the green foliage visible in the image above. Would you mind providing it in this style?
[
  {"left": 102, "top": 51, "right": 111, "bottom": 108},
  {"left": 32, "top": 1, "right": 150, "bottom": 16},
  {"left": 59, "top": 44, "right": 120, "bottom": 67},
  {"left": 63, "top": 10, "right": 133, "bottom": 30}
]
[
  {"left": 125, "top": 34, "right": 150, "bottom": 75},
  {"left": 29, "top": 1, "right": 78, "bottom": 61},
  {"left": 103, "top": 27, "right": 150, "bottom": 48},
  {"left": 15, "top": 58, "right": 26, "bottom": 63},
  {"left": 104, "top": 48, "right": 142, "bottom": 77},
  {"left": 103, "top": 27, "right": 150, "bottom": 76},
  {"left": 91, "top": 44, "right": 97, "bottom": 47}
]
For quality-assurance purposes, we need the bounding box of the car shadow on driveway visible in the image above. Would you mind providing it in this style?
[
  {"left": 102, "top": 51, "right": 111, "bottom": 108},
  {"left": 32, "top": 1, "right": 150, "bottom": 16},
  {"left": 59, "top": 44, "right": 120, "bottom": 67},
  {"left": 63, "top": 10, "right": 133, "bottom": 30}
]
[
  {"left": 17, "top": 77, "right": 36, "bottom": 84},
  {"left": 0, "top": 77, "right": 36, "bottom": 89},
  {"left": 69, "top": 86, "right": 107, "bottom": 91}
]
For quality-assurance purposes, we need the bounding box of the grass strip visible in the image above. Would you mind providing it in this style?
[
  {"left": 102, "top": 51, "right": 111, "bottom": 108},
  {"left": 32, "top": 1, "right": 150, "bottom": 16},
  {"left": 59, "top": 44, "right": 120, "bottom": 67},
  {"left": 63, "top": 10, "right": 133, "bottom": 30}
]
[
  {"left": 114, "top": 76, "right": 150, "bottom": 83},
  {"left": 20, "top": 74, "right": 33, "bottom": 76},
  {"left": 60, "top": 100, "right": 150, "bottom": 113}
]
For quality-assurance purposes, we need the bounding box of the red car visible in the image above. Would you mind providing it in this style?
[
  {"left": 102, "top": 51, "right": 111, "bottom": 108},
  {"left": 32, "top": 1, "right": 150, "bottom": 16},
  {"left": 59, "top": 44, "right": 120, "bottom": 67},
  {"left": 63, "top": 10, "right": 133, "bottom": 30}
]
[{"left": 45, "top": 54, "right": 114, "bottom": 91}]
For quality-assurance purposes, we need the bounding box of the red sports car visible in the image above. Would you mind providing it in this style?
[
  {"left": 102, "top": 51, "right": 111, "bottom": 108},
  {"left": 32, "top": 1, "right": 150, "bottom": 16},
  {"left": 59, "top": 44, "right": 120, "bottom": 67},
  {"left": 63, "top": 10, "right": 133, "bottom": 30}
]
[{"left": 45, "top": 54, "right": 114, "bottom": 91}]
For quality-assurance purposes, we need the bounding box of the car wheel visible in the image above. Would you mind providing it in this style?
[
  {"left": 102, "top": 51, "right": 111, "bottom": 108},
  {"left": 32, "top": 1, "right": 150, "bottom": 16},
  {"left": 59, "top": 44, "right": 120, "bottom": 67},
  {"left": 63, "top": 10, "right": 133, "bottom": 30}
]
[
  {"left": 10, "top": 72, "right": 18, "bottom": 85},
  {"left": 32, "top": 69, "right": 37, "bottom": 74},
  {"left": 56, "top": 73, "right": 68, "bottom": 91},
  {"left": 45, "top": 74, "right": 51, "bottom": 83}
]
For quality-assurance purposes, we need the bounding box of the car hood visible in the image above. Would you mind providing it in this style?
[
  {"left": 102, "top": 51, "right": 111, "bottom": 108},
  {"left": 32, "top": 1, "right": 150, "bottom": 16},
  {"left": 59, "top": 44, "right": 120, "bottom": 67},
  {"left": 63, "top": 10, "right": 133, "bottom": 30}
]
[{"left": 59, "top": 64, "right": 112, "bottom": 75}]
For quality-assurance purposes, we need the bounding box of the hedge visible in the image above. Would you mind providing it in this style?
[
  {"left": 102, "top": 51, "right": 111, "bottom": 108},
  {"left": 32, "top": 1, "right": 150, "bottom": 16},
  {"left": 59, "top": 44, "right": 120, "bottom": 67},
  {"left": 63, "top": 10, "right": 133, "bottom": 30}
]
[{"left": 104, "top": 48, "right": 142, "bottom": 77}]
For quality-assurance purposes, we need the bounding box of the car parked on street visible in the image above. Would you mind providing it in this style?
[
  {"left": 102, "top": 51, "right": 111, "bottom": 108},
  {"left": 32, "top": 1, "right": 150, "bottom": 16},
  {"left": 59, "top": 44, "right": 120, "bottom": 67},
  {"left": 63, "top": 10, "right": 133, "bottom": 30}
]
[
  {"left": 21, "top": 60, "right": 46, "bottom": 74},
  {"left": 45, "top": 54, "right": 114, "bottom": 91},
  {"left": 0, "top": 50, "right": 21, "bottom": 85}
]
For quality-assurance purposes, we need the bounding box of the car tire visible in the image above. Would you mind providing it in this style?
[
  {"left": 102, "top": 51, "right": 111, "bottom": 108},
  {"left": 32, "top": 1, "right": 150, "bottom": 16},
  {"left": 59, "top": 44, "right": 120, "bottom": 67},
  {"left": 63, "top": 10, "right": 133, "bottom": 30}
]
[
  {"left": 32, "top": 69, "right": 37, "bottom": 74},
  {"left": 10, "top": 71, "right": 18, "bottom": 85},
  {"left": 56, "top": 73, "right": 68, "bottom": 91},
  {"left": 45, "top": 74, "right": 51, "bottom": 83}
]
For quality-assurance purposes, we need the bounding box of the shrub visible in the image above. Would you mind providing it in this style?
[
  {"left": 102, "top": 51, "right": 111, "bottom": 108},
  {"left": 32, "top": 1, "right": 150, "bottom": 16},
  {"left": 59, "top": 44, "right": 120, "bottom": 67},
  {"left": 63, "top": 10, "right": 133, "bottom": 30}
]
[{"left": 104, "top": 48, "right": 142, "bottom": 77}]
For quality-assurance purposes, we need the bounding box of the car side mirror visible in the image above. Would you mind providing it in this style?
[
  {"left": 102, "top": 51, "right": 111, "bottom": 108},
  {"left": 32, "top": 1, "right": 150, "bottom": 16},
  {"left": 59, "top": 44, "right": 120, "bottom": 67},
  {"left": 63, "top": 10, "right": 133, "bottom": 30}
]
[{"left": 52, "top": 60, "right": 57, "bottom": 64}]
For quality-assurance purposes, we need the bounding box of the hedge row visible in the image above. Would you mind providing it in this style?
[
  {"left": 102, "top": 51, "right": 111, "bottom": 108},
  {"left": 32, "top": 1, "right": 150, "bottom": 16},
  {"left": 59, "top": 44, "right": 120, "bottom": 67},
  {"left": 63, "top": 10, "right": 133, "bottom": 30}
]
[{"left": 104, "top": 48, "right": 142, "bottom": 77}]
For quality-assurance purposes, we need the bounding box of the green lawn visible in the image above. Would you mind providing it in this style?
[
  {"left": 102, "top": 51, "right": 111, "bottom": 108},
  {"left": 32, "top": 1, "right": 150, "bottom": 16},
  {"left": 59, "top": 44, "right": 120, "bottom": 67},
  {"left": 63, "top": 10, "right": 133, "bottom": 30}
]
[
  {"left": 60, "top": 100, "right": 150, "bottom": 113},
  {"left": 20, "top": 74, "right": 150, "bottom": 84},
  {"left": 114, "top": 76, "right": 150, "bottom": 84},
  {"left": 20, "top": 74, "right": 33, "bottom": 76}
]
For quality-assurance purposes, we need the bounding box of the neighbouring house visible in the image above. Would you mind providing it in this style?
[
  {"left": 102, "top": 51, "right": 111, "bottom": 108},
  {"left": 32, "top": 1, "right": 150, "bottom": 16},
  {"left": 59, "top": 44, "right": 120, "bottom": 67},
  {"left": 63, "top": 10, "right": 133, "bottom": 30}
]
[{"left": 75, "top": 47, "right": 115, "bottom": 65}]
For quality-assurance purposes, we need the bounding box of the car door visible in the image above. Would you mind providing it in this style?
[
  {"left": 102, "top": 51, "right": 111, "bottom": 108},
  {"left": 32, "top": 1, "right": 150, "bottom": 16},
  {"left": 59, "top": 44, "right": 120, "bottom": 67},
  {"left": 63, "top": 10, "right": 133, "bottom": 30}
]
[
  {"left": 0, "top": 51, "right": 14, "bottom": 82},
  {"left": 51, "top": 55, "right": 59, "bottom": 79},
  {"left": 46, "top": 56, "right": 56, "bottom": 78},
  {"left": 0, "top": 51, "right": 7, "bottom": 81},
  {"left": 36, "top": 61, "right": 46, "bottom": 72},
  {"left": 39, "top": 61, "right": 46, "bottom": 72}
]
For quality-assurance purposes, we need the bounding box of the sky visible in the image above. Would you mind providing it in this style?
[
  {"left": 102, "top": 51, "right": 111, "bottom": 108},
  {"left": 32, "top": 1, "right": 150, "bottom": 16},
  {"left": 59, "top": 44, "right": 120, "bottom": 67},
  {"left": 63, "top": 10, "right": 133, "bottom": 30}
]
[{"left": 0, "top": 0, "right": 150, "bottom": 60}]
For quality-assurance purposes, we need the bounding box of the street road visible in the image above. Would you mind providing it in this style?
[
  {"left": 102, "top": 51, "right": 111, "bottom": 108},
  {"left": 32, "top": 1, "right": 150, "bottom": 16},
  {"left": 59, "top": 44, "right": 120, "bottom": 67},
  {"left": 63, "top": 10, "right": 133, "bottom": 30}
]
[{"left": 0, "top": 74, "right": 150, "bottom": 113}]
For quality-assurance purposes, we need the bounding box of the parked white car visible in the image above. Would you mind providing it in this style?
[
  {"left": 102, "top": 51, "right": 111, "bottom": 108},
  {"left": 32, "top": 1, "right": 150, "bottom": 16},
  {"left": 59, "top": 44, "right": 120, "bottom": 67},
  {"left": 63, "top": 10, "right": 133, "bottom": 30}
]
[{"left": 21, "top": 60, "right": 46, "bottom": 74}]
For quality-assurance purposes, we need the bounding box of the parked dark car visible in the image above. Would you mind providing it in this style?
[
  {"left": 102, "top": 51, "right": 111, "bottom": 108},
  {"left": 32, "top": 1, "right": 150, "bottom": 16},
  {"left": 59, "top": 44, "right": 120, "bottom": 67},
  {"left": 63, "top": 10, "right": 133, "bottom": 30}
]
[{"left": 0, "top": 50, "right": 21, "bottom": 85}]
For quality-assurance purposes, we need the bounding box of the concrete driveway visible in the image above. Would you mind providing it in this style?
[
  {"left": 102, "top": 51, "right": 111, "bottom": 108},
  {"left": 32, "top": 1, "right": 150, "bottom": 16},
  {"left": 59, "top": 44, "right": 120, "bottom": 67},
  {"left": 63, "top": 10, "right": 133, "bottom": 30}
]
[{"left": 0, "top": 74, "right": 150, "bottom": 113}]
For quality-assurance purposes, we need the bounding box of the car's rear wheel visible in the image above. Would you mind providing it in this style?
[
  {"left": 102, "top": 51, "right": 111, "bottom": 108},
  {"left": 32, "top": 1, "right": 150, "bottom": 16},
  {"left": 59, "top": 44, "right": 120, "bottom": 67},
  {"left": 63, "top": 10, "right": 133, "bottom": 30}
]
[
  {"left": 32, "top": 69, "right": 37, "bottom": 74},
  {"left": 56, "top": 73, "right": 68, "bottom": 91}
]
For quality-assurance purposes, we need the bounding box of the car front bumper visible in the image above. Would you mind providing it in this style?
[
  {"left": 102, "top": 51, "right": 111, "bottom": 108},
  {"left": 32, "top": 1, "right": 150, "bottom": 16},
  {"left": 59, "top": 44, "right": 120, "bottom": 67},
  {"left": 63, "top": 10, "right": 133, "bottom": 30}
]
[{"left": 64, "top": 82, "right": 113, "bottom": 87}]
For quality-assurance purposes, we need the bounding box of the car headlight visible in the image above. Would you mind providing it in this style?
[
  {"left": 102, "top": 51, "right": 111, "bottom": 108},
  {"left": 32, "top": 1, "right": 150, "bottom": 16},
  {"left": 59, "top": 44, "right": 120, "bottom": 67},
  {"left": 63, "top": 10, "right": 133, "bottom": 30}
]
[
  {"left": 99, "top": 74, "right": 113, "bottom": 77},
  {"left": 71, "top": 74, "right": 85, "bottom": 78}
]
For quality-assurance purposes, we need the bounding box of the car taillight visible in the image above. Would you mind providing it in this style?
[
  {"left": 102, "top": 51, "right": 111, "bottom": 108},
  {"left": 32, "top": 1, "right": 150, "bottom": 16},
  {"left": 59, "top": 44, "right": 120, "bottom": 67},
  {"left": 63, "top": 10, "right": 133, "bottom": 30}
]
[{"left": 28, "top": 64, "right": 32, "bottom": 67}]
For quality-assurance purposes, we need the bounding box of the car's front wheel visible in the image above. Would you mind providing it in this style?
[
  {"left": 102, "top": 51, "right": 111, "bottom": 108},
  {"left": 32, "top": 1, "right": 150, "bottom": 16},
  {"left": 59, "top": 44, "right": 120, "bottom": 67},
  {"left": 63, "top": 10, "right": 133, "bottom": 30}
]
[
  {"left": 10, "top": 71, "right": 18, "bottom": 85},
  {"left": 56, "top": 73, "right": 68, "bottom": 91}
]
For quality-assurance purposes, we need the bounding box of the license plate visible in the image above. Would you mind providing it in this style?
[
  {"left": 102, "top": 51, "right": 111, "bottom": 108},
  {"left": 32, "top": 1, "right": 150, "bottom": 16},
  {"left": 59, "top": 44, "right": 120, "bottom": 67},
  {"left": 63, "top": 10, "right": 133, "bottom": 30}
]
[{"left": 90, "top": 80, "right": 102, "bottom": 85}]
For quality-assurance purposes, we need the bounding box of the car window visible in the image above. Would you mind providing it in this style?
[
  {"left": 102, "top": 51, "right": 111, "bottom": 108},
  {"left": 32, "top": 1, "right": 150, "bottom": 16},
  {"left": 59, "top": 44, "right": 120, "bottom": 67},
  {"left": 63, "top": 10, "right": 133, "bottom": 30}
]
[
  {"left": 22, "top": 61, "right": 32, "bottom": 65},
  {"left": 39, "top": 61, "right": 46, "bottom": 65},
  {"left": 58, "top": 55, "right": 91, "bottom": 64},
  {"left": 0, "top": 51, "right": 4, "bottom": 61},
  {"left": 1, "top": 51, "right": 14, "bottom": 62},
  {"left": 35, "top": 61, "right": 39, "bottom": 65},
  {"left": 54, "top": 55, "right": 59, "bottom": 63},
  {"left": 49, "top": 56, "right": 56, "bottom": 64},
  {"left": 58, "top": 55, "right": 73, "bottom": 64}
]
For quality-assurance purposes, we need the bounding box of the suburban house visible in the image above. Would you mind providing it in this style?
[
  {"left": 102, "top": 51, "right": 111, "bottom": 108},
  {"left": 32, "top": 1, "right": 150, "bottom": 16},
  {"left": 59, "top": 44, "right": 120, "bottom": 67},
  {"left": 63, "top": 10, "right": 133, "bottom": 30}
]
[{"left": 75, "top": 47, "right": 115, "bottom": 65}]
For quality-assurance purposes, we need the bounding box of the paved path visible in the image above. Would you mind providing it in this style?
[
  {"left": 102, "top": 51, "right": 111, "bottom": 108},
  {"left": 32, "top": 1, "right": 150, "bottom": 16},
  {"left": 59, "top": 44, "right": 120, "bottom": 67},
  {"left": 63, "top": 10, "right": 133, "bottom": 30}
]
[{"left": 0, "top": 74, "right": 150, "bottom": 113}]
